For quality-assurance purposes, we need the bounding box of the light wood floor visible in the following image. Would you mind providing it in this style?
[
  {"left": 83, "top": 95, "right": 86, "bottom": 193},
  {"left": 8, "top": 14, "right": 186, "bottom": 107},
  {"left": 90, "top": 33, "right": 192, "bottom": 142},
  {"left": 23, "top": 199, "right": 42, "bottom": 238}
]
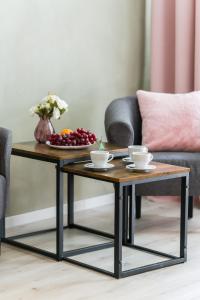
[{"left": 1, "top": 198, "right": 200, "bottom": 300}]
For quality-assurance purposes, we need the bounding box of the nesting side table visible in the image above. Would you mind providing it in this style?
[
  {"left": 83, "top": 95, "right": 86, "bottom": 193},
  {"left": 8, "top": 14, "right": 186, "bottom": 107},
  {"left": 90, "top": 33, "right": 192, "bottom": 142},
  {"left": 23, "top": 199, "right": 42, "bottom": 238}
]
[{"left": 62, "top": 160, "right": 190, "bottom": 279}]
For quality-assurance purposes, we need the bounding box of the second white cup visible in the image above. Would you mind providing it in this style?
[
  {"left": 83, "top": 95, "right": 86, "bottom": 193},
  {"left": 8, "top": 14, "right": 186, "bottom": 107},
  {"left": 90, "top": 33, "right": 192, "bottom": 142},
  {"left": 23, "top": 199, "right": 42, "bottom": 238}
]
[
  {"left": 128, "top": 145, "right": 148, "bottom": 158},
  {"left": 131, "top": 152, "right": 153, "bottom": 168}
]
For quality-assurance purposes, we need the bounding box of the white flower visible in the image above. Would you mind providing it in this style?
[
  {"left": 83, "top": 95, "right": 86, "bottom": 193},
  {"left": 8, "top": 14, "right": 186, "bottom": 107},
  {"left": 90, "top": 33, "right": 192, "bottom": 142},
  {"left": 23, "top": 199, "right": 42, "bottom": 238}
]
[
  {"left": 57, "top": 99, "right": 68, "bottom": 110},
  {"left": 53, "top": 107, "right": 61, "bottom": 120},
  {"left": 40, "top": 103, "right": 46, "bottom": 109},
  {"left": 29, "top": 106, "right": 36, "bottom": 116},
  {"left": 45, "top": 103, "right": 51, "bottom": 110}
]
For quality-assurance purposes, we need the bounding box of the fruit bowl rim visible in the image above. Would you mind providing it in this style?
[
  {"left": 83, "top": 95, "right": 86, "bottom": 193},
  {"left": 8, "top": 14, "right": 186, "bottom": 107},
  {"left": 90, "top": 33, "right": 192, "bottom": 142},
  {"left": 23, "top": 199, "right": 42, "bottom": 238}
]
[{"left": 46, "top": 141, "right": 94, "bottom": 150}]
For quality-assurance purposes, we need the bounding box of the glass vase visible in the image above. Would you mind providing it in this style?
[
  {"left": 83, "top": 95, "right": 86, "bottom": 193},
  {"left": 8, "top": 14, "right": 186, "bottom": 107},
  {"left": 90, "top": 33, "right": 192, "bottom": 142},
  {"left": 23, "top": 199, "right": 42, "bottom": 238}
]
[{"left": 34, "top": 117, "right": 54, "bottom": 143}]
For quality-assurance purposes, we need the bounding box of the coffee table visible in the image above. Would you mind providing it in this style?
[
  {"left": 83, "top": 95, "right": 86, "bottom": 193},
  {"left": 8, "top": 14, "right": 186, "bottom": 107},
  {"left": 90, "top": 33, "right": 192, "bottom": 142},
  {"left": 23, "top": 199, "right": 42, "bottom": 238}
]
[
  {"left": 62, "top": 160, "right": 190, "bottom": 279},
  {"left": 2, "top": 142, "right": 127, "bottom": 260}
]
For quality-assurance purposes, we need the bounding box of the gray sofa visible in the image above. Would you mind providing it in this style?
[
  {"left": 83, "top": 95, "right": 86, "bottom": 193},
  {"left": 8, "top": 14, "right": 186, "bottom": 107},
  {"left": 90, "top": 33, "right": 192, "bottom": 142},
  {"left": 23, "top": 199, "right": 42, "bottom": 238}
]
[
  {"left": 0, "top": 127, "right": 12, "bottom": 247},
  {"left": 105, "top": 96, "right": 195, "bottom": 218}
]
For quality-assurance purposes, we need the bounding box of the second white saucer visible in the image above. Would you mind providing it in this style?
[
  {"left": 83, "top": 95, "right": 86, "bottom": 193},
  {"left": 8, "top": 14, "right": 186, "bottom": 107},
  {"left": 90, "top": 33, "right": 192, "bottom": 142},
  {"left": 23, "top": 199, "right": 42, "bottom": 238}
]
[
  {"left": 126, "top": 164, "right": 156, "bottom": 172},
  {"left": 122, "top": 157, "right": 134, "bottom": 164},
  {"left": 84, "top": 163, "right": 114, "bottom": 171}
]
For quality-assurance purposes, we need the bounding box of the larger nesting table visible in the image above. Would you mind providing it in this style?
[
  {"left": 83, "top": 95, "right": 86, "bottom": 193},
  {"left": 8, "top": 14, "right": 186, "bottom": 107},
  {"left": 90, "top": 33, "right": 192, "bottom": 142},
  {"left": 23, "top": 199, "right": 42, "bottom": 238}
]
[
  {"left": 2, "top": 141, "right": 127, "bottom": 260},
  {"left": 62, "top": 160, "right": 190, "bottom": 279}
]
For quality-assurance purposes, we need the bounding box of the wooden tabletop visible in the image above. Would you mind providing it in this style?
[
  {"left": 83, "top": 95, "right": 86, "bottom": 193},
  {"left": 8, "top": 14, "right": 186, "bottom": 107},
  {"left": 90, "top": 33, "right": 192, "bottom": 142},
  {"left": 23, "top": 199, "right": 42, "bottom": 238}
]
[
  {"left": 62, "top": 160, "right": 190, "bottom": 183},
  {"left": 12, "top": 141, "right": 128, "bottom": 162}
]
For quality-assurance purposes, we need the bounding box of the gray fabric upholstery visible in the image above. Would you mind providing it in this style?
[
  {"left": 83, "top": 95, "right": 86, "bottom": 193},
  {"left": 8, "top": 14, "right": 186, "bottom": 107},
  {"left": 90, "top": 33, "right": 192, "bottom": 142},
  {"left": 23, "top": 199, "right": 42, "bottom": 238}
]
[
  {"left": 105, "top": 97, "right": 198, "bottom": 196},
  {"left": 0, "top": 175, "right": 6, "bottom": 219},
  {"left": 0, "top": 127, "right": 12, "bottom": 220},
  {"left": 105, "top": 97, "right": 142, "bottom": 146}
]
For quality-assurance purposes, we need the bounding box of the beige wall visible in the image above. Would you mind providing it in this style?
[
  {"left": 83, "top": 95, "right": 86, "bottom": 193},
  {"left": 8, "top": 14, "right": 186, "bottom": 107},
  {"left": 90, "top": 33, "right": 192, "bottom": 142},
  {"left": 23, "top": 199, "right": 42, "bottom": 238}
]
[{"left": 0, "top": 0, "right": 145, "bottom": 216}]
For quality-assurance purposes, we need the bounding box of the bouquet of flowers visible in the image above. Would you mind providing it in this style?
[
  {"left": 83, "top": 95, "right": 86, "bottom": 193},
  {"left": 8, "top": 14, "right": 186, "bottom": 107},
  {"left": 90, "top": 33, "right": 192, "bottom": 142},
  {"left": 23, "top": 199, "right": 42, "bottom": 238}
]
[
  {"left": 30, "top": 94, "right": 68, "bottom": 120},
  {"left": 30, "top": 93, "right": 68, "bottom": 143}
]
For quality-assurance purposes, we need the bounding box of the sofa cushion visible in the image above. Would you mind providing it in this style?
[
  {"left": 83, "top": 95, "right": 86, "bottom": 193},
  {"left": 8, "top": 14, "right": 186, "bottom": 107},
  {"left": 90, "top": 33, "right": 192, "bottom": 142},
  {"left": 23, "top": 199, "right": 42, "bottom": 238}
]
[
  {"left": 136, "top": 152, "right": 200, "bottom": 196},
  {"left": 137, "top": 90, "right": 200, "bottom": 151}
]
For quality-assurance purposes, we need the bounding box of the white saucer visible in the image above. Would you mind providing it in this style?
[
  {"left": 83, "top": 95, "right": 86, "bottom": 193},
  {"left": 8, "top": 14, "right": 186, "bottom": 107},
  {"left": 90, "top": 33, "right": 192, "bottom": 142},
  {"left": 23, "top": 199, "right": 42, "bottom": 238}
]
[
  {"left": 122, "top": 157, "right": 134, "bottom": 164},
  {"left": 126, "top": 164, "right": 156, "bottom": 172},
  {"left": 84, "top": 163, "right": 114, "bottom": 171}
]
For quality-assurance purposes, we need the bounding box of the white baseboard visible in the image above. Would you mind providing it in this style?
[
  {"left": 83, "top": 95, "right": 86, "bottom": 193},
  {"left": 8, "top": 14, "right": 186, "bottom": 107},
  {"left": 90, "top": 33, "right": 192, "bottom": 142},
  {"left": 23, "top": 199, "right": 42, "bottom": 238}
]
[{"left": 6, "top": 193, "right": 114, "bottom": 229}]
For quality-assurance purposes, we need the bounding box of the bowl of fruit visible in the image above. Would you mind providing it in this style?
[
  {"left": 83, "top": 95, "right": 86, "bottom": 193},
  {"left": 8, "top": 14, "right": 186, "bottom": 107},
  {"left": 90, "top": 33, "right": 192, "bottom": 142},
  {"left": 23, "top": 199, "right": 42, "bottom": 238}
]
[{"left": 46, "top": 128, "right": 97, "bottom": 149}]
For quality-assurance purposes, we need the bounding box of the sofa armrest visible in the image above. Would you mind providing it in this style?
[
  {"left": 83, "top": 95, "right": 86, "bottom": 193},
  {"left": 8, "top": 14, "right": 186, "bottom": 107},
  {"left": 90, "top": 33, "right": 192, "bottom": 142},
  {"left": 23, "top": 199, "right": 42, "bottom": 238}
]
[
  {"left": 0, "top": 128, "right": 12, "bottom": 213},
  {"left": 0, "top": 128, "right": 12, "bottom": 180},
  {"left": 105, "top": 97, "right": 135, "bottom": 147}
]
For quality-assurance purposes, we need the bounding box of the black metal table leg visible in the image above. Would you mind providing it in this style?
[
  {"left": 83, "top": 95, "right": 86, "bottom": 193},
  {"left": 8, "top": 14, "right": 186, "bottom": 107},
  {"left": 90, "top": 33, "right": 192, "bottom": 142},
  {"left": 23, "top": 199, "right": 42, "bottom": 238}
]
[
  {"left": 128, "top": 185, "right": 135, "bottom": 245},
  {"left": 135, "top": 196, "right": 142, "bottom": 219},
  {"left": 122, "top": 187, "right": 128, "bottom": 244},
  {"left": 68, "top": 174, "right": 74, "bottom": 227},
  {"left": 56, "top": 162, "right": 64, "bottom": 261},
  {"left": 180, "top": 175, "right": 189, "bottom": 259},
  {"left": 0, "top": 218, "right": 5, "bottom": 239},
  {"left": 114, "top": 183, "right": 123, "bottom": 279},
  {"left": 0, "top": 218, "right": 5, "bottom": 254},
  {"left": 188, "top": 196, "right": 193, "bottom": 219}
]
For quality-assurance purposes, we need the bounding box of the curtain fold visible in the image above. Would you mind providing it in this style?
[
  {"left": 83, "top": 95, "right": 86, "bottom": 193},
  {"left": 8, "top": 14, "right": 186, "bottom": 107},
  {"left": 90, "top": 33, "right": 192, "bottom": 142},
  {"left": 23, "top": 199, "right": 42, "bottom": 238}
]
[
  {"left": 142, "top": 0, "right": 152, "bottom": 90},
  {"left": 151, "top": 0, "right": 200, "bottom": 93}
]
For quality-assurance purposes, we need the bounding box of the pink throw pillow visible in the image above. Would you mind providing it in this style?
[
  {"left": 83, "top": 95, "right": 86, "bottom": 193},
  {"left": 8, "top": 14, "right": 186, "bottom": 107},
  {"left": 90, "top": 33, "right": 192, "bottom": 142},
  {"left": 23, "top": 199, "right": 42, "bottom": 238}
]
[{"left": 136, "top": 90, "right": 200, "bottom": 151}]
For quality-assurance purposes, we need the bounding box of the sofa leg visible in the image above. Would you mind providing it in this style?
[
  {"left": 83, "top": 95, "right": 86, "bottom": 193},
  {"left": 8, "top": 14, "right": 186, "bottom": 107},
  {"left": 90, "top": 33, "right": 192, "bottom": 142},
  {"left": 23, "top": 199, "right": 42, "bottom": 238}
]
[
  {"left": 188, "top": 196, "right": 193, "bottom": 219},
  {"left": 135, "top": 196, "right": 142, "bottom": 219}
]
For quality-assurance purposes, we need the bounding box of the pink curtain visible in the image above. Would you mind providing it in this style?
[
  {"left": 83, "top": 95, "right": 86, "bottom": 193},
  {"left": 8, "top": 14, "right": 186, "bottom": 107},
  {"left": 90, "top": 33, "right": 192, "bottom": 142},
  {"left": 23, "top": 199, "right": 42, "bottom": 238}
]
[
  {"left": 151, "top": 0, "right": 200, "bottom": 93},
  {"left": 150, "top": 0, "right": 200, "bottom": 203}
]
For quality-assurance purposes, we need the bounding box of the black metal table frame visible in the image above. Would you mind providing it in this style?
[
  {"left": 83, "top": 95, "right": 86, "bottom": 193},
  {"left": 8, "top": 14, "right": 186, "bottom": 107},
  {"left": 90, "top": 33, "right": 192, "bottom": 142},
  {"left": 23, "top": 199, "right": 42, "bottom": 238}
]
[
  {"left": 1, "top": 151, "right": 126, "bottom": 261},
  {"left": 1, "top": 151, "right": 189, "bottom": 279},
  {"left": 62, "top": 171, "right": 189, "bottom": 279}
]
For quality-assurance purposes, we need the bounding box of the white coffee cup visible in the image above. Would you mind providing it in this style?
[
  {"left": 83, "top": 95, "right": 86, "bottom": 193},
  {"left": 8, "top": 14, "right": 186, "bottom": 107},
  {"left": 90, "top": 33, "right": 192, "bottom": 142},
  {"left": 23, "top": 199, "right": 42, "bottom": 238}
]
[
  {"left": 128, "top": 145, "right": 148, "bottom": 158},
  {"left": 131, "top": 152, "right": 153, "bottom": 168},
  {"left": 90, "top": 151, "right": 114, "bottom": 168}
]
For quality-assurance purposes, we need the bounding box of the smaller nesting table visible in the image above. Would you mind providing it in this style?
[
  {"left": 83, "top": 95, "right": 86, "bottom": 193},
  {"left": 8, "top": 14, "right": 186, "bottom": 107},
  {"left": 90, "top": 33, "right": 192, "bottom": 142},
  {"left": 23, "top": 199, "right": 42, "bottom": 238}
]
[{"left": 62, "top": 160, "right": 190, "bottom": 279}]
